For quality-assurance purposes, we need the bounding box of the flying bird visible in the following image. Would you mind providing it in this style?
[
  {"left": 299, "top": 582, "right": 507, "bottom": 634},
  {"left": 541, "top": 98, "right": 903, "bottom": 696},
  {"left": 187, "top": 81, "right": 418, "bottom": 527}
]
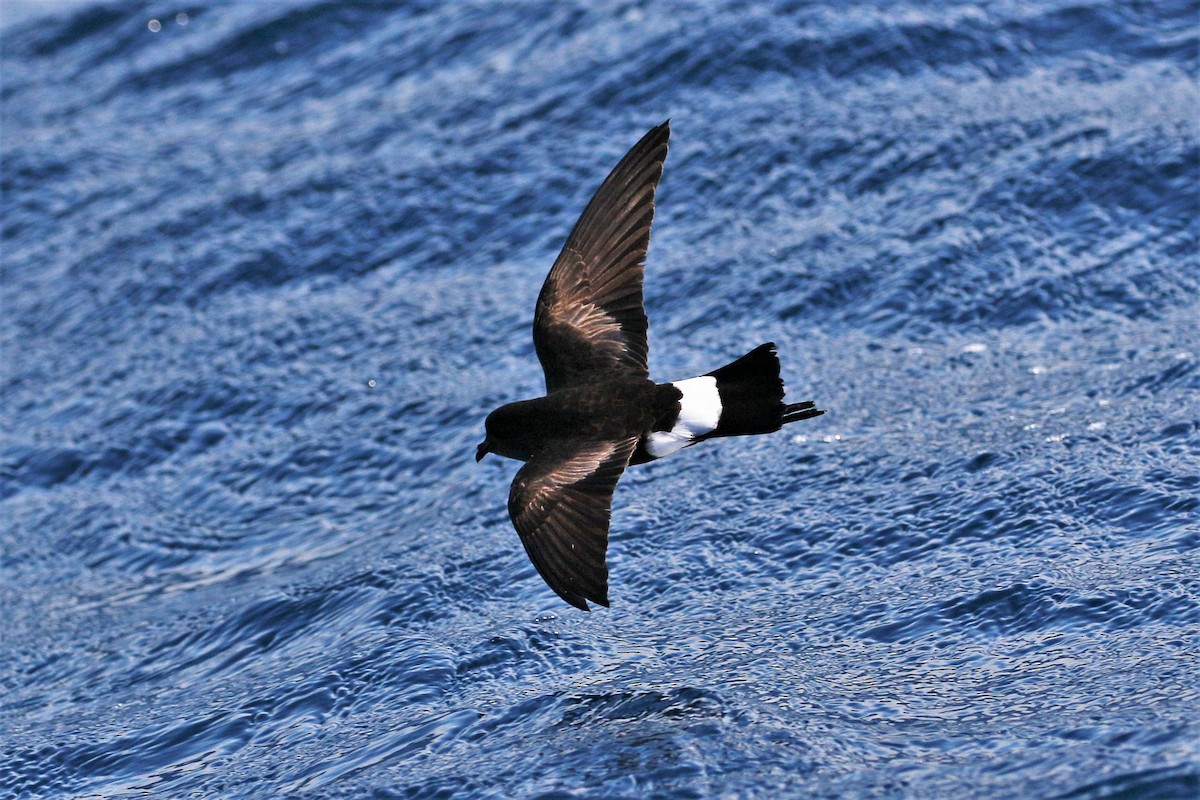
[{"left": 476, "top": 121, "right": 825, "bottom": 610}]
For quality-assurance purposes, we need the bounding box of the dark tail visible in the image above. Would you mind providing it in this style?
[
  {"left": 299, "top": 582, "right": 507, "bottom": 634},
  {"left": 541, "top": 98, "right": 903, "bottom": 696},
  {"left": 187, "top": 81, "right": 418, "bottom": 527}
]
[{"left": 705, "top": 343, "right": 824, "bottom": 437}]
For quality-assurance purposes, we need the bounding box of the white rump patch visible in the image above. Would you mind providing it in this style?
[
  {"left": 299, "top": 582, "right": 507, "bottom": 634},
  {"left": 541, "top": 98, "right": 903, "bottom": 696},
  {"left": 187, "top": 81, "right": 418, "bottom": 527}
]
[{"left": 645, "top": 375, "right": 722, "bottom": 458}]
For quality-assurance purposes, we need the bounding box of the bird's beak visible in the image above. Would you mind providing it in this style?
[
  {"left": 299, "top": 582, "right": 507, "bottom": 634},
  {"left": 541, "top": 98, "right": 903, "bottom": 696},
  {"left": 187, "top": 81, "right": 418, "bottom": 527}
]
[{"left": 475, "top": 439, "right": 492, "bottom": 462}]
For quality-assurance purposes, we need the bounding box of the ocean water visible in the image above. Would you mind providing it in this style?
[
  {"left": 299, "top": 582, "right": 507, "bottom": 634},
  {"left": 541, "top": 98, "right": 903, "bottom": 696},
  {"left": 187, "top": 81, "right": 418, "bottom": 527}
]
[{"left": 1, "top": 1, "right": 1198, "bottom": 798}]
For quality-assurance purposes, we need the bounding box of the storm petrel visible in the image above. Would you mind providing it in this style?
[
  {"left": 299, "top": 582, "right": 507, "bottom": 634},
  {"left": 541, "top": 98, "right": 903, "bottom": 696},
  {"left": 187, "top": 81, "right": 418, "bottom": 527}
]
[{"left": 477, "top": 121, "right": 825, "bottom": 610}]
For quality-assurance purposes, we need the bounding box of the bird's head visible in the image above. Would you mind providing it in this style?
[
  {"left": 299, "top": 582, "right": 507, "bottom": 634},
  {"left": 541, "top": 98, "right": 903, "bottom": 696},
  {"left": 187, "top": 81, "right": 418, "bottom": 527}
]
[{"left": 476, "top": 402, "right": 533, "bottom": 463}]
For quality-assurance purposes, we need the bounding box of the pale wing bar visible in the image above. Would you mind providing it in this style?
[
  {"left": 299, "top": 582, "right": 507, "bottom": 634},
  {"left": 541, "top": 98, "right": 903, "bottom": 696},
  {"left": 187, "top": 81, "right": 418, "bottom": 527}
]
[
  {"left": 533, "top": 121, "right": 670, "bottom": 392},
  {"left": 507, "top": 437, "right": 639, "bottom": 610}
]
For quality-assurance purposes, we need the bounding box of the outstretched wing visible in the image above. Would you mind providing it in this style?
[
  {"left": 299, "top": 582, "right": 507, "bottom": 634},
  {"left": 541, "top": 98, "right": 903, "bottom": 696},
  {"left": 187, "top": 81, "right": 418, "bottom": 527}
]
[
  {"left": 507, "top": 436, "right": 639, "bottom": 610},
  {"left": 533, "top": 122, "right": 670, "bottom": 392}
]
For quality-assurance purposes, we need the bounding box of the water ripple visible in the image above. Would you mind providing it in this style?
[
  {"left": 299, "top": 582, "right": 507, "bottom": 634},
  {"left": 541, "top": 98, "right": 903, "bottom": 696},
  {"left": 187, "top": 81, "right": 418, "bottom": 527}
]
[{"left": 1, "top": 1, "right": 1197, "bottom": 798}]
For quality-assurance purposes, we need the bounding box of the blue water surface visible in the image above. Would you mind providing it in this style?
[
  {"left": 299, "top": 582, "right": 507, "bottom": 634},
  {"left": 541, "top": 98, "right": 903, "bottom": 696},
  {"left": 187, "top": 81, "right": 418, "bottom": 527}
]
[{"left": 2, "top": 2, "right": 1198, "bottom": 798}]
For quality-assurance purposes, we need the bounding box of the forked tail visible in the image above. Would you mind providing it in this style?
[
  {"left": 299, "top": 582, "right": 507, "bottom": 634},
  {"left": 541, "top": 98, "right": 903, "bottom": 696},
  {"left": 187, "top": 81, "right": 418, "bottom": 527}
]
[
  {"left": 705, "top": 342, "right": 824, "bottom": 438},
  {"left": 641, "top": 342, "right": 825, "bottom": 462}
]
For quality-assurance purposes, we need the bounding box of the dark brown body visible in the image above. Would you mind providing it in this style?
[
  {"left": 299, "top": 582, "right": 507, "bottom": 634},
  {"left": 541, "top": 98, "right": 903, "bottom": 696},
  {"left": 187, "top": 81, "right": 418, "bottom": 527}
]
[
  {"left": 476, "top": 122, "right": 824, "bottom": 610},
  {"left": 480, "top": 379, "right": 681, "bottom": 464}
]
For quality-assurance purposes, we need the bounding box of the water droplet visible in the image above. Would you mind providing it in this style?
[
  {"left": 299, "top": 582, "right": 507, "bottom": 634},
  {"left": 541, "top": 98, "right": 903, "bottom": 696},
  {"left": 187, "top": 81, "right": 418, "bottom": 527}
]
[
  {"left": 176, "top": 12, "right": 189, "bottom": 26},
  {"left": 147, "top": 19, "right": 162, "bottom": 32},
  {"left": 368, "top": 379, "right": 376, "bottom": 388}
]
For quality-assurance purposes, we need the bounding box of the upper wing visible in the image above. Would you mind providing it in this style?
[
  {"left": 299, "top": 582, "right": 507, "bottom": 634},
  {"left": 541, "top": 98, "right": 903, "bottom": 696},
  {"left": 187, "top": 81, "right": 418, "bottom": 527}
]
[
  {"left": 533, "top": 122, "right": 670, "bottom": 392},
  {"left": 507, "top": 436, "right": 639, "bottom": 610}
]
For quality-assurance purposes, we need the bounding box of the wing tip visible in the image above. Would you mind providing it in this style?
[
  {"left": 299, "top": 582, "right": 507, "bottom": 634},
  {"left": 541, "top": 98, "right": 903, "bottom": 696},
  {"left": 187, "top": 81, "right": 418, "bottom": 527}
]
[
  {"left": 558, "top": 588, "right": 609, "bottom": 612},
  {"left": 647, "top": 119, "right": 671, "bottom": 153},
  {"left": 564, "top": 593, "right": 591, "bottom": 612}
]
